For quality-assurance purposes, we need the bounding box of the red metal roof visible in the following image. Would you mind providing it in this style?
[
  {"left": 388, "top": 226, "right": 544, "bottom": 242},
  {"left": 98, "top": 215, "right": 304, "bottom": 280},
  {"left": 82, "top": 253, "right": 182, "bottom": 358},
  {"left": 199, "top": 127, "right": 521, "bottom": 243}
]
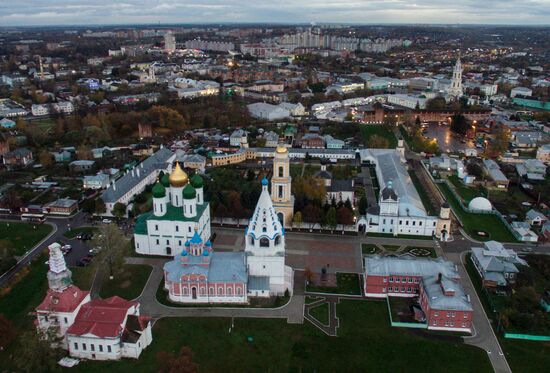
[
  {"left": 36, "top": 285, "right": 90, "bottom": 313},
  {"left": 66, "top": 296, "right": 138, "bottom": 338}
]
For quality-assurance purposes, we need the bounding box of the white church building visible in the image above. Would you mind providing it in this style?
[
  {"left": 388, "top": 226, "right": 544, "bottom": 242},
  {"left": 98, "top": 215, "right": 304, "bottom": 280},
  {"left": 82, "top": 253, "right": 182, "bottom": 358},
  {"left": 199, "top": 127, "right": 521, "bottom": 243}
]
[
  {"left": 134, "top": 162, "right": 211, "bottom": 256},
  {"left": 358, "top": 146, "right": 451, "bottom": 240}
]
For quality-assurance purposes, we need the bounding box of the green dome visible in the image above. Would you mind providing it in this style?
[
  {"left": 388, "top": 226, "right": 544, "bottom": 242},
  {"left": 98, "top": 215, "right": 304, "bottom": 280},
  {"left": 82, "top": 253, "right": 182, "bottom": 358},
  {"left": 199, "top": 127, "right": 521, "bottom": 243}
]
[
  {"left": 182, "top": 184, "right": 196, "bottom": 199},
  {"left": 190, "top": 174, "right": 203, "bottom": 188},
  {"left": 161, "top": 173, "right": 170, "bottom": 187},
  {"left": 152, "top": 182, "right": 166, "bottom": 198}
]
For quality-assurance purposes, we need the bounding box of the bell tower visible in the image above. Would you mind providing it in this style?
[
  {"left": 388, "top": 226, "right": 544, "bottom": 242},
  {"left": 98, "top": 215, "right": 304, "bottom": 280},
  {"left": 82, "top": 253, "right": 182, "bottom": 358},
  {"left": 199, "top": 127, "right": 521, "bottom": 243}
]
[{"left": 271, "top": 145, "right": 294, "bottom": 227}]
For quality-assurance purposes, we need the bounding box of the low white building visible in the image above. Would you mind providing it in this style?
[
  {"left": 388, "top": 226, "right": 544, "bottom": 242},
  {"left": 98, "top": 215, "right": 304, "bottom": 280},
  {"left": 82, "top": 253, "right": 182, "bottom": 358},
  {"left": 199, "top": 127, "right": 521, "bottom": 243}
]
[
  {"left": 536, "top": 144, "right": 550, "bottom": 164},
  {"left": 510, "top": 87, "right": 532, "bottom": 98},
  {"left": 247, "top": 102, "right": 291, "bottom": 121},
  {"left": 31, "top": 101, "right": 74, "bottom": 116},
  {"left": 386, "top": 94, "right": 427, "bottom": 109}
]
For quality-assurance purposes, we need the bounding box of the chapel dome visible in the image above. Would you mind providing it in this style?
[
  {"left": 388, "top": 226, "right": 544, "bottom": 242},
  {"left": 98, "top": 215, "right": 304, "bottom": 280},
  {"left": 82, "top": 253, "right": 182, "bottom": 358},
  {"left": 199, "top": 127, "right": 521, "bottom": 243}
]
[
  {"left": 169, "top": 162, "right": 188, "bottom": 187},
  {"left": 190, "top": 174, "right": 204, "bottom": 188},
  {"left": 275, "top": 145, "right": 288, "bottom": 154},
  {"left": 152, "top": 182, "right": 166, "bottom": 198},
  {"left": 183, "top": 184, "right": 196, "bottom": 199}
]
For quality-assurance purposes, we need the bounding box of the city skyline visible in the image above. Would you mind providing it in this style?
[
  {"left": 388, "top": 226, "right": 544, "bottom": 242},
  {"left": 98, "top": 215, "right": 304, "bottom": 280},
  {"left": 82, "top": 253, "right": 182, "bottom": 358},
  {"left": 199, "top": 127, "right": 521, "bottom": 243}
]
[{"left": 1, "top": 0, "right": 549, "bottom": 27}]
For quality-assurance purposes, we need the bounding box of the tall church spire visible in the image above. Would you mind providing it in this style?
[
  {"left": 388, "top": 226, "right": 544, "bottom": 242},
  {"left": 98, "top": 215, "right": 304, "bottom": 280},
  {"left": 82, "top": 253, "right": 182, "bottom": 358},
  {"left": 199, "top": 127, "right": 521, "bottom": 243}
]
[{"left": 448, "top": 51, "right": 463, "bottom": 99}]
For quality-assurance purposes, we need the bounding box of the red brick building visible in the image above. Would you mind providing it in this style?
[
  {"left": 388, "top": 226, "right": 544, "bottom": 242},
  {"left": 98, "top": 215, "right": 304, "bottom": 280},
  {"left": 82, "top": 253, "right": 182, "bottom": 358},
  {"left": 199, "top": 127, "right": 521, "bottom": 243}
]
[{"left": 364, "top": 256, "right": 473, "bottom": 333}]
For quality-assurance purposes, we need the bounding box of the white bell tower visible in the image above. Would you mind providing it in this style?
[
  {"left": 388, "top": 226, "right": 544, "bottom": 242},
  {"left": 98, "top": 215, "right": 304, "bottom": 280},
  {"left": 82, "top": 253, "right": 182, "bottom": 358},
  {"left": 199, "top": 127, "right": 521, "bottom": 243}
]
[{"left": 271, "top": 145, "right": 294, "bottom": 227}]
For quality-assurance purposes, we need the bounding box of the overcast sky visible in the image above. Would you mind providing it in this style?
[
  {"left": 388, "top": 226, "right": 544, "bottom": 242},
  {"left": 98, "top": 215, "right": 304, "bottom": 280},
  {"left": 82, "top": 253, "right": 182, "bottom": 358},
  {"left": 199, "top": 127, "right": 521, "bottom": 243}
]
[{"left": 1, "top": 0, "right": 549, "bottom": 27}]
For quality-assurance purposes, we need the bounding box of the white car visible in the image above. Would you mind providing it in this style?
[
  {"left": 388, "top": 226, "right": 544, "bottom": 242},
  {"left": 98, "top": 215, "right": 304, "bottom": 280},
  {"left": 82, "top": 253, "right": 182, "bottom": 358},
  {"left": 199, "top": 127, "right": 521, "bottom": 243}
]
[{"left": 102, "top": 219, "right": 112, "bottom": 224}]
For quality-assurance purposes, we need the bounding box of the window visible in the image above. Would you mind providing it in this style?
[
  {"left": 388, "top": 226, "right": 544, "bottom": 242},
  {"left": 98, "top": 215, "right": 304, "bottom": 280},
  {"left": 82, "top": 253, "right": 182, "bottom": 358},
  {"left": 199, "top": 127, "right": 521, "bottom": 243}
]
[
  {"left": 99, "top": 345, "right": 103, "bottom": 352},
  {"left": 399, "top": 220, "right": 402, "bottom": 225},
  {"left": 188, "top": 227, "right": 192, "bottom": 233},
  {"left": 464, "top": 313, "right": 468, "bottom": 319},
  {"left": 176, "top": 225, "right": 179, "bottom": 232},
  {"left": 64, "top": 317, "right": 68, "bottom": 324},
  {"left": 178, "top": 240, "right": 181, "bottom": 246},
  {"left": 279, "top": 166, "right": 284, "bottom": 177},
  {"left": 218, "top": 287, "right": 224, "bottom": 295},
  {"left": 278, "top": 185, "right": 283, "bottom": 199},
  {"left": 166, "top": 239, "right": 169, "bottom": 245},
  {"left": 412, "top": 221, "right": 416, "bottom": 226},
  {"left": 434, "top": 312, "right": 439, "bottom": 317},
  {"left": 83, "top": 343, "right": 87, "bottom": 351},
  {"left": 74, "top": 342, "right": 78, "bottom": 350},
  {"left": 395, "top": 277, "right": 400, "bottom": 283},
  {"left": 462, "top": 322, "right": 466, "bottom": 328},
  {"left": 383, "top": 219, "right": 386, "bottom": 224},
  {"left": 274, "top": 235, "right": 281, "bottom": 245},
  {"left": 419, "top": 221, "right": 422, "bottom": 226},
  {"left": 389, "top": 276, "right": 393, "bottom": 282},
  {"left": 155, "top": 224, "right": 158, "bottom": 231},
  {"left": 383, "top": 278, "right": 387, "bottom": 283},
  {"left": 108, "top": 346, "right": 112, "bottom": 353},
  {"left": 91, "top": 344, "right": 95, "bottom": 352},
  {"left": 260, "top": 237, "right": 269, "bottom": 247},
  {"left": 228, "top": 288, "right": 232, "bottom": 296},
  {"left": 433, "top": 221, "right": 436, "bottom": 226},
  {"left": 156, "top": 239, "right": 159, "bottom": 245},
  {"left": 407, "top": 287, "right": 411, "bottom": 293},
  {"left": 400, "top": 287, "right": 405, "bottom": 292},
  {"left": 408, "top": 278, "right": 413, "bottom": 283}
]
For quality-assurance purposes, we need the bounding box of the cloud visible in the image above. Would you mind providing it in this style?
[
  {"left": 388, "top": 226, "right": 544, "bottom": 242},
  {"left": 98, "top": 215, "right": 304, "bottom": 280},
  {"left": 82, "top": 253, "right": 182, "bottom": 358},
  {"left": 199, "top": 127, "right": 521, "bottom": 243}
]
[{"left": 0, "top": 0, "right": 548, "bottom": 26}]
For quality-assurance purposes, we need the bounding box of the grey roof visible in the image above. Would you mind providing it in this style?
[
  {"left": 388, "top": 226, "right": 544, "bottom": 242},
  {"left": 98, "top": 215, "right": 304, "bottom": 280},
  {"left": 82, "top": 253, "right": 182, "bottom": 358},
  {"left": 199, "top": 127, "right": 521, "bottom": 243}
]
[
  {"left": 163, "top": 251, "right": 247, "bottom": 283},
  {"left": 328, "top": 179, "right": 354, "bottom": 193},
  {"left": 248, "top": 276, "right": 270, "bottom": 291},
  {"left": 101, "top": 147, "right": 173, "bottom": 203},
  {"left": 526, "top": 209, "right": 546, "bottom": 221},
  {"left": 314, "top": 170, "right": 332, "bottom": 179},
  {"left": 48, "top": 198, "right": 78, "bottom": 208},
  {"left": 471, "top": 245, "right": 523, "bottom": 275},
  {"left": 422, "top": 275, "right": 473, "bottom": 312},
  {"left": 364, "top": 256, "right": 459, "bottom": 279},
  {"left": 381, "top": 186, "right": 398, "bottom": 201},
  {"left": 483, "top": 159, "right": 508, "bottom": 183}
]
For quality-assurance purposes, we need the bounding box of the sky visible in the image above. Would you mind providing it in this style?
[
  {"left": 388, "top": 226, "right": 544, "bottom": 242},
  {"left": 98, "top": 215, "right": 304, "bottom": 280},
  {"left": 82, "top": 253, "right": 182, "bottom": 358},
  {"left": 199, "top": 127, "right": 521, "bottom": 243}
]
[{"left": 0, "top": 0, "right": 549, "bottom": 27}]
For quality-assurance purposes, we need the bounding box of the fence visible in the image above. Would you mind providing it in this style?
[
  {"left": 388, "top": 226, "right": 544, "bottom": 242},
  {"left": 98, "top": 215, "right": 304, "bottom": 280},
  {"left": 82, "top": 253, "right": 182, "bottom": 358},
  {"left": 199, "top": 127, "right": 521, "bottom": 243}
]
[{"left": 503, "top": 332, "right": 550, "bottom": 341}]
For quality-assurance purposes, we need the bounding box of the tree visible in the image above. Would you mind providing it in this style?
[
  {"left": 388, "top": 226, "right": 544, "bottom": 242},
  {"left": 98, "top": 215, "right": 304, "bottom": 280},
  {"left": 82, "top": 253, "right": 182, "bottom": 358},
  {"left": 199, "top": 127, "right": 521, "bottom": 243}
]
[
  {"left": 358, "top": 196, "right": 368, "bottom": 215},
  {"left": 76, "top": 145, "right": 93, "bottom": 160},
  {"left": 425, "top": 97, "right": 447, "bottom": 111},
  {"left": 325, "top": 207, "right": 337, "bottom": 230},
  {"left": 0, "top": 190, "right": 23, "bottom": 211},
  {"left": 0, "top": 240, "right": 16, "bottom": 274},
  {"left": 487, "top": 127, "right": 510, "bottom": 157},
  {"left": 293, "top": 211, "right": 302, "bottom": 228},
  {"left": 92, "top": 223, "right": 128, "bottom": 278},
  {"left": 15, "top": 329, "right": 59, "bottom": 373},
  {"left": 0, "top": 314, "right": 15, "bottom": 350},
  {"left": 39, "top": 150, "right": 54, "bottom": 168},
  {"left": 112, "top": 202, "right": 127, "bottom": 219},
  {"left": 302, "top": 204, "right": 323, "bottom": 224},
  {"left": 450, "top": 114, "right": 471, "bottom": 136},
  {"left": 94, "top": 198, "right": 107, "bottom": 214},
  {"left": 367, "top": 134, "right": 390, "bottom": 149},
  {"left": 157, "top": 346, "right": 199, "bottom": 373},
  {"left": 336, "top": 207, "right": 354, "bottom": 225},
  {"left": 80, "top": 198, "right": 96, "bottom": 214}
]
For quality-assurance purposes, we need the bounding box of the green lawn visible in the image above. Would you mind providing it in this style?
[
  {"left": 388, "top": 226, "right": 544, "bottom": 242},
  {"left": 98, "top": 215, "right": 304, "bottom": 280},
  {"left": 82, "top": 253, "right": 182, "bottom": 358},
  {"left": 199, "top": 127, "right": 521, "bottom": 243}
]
[
  {"left": 382, "top": 244, "right": 401, "bottom": 252},
  {"left": 361, "top": 125, "right": 398, "bottom": 148},
  {"left": 367, "top": 232, "right": 433, "bottom": 240},
  {"left": 437, "top": 182, "right": 517, "bottom": 242},
  {"left": 72, "top": 300, "right": 492, "bottom": 373},
  {"left": 99, "top": 264, "right": 152, "bottom": 300},
  {"left": 309, "top": 302, "right": 329, "bottom": 325},
  {"left": 361, "top": 243, "right": 381, "bottom": 255},
  {"left": 0, "top": 222, "right": 53, "bottom": 256},
  {"left": 447, "top": 175, "right": 485, "bottom": 203},
  {"left": 307, "top": 272, "right": 362, "bottom": 295},
  {"left": 64, "top": 226, "right": 97, "bottom": 239}
]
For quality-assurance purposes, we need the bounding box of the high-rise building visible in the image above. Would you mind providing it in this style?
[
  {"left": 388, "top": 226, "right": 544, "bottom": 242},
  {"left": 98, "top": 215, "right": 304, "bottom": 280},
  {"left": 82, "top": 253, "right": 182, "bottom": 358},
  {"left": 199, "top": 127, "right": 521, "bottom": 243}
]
[
  {"left": 448, "top": 53, "right": 464, "bottom": 99},
  {"left": 164, "top": 31, "right": 176, "bottom": 53}
]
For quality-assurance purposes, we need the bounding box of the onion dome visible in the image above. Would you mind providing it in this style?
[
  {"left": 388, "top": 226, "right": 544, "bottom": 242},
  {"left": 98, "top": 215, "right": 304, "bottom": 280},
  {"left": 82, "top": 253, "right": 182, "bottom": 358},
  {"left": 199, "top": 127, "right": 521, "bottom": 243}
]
[
  {"left": 185, "top": 240, "right": 190, "bottom": 247},
  {"left": 202, "top": 250, "right": 209, "bottom": 257},
  {"left": 152, "top": 182, "right": 166, "bottom": 198},
  {"left": 169, "top": 162, "right": 188, "bottom": 188},
  {"left": 183, "top": 184, "right": 196, "bottom": 199},
  {"left": 261, "top": 177, "right": 268, "bottom": 186},
  {"left": 190, "top": 174, "right": 203, "bottom": 189},
  {"left": 205, "top": 240, "right": 212, "bottom": 247},
  {"left": 161, "top": 173, "right": 170, "bottom": 187},
  {"left": 275, "top": 145, "right": 288, "bottom": 154},
  {"left": 180, "top": 249, "right": 188, "bottom": 256}
]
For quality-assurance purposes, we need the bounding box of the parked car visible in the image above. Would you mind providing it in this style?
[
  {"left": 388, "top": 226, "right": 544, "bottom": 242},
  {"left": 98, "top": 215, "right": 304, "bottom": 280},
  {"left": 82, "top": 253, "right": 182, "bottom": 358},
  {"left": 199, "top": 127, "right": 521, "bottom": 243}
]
[{"left": 102, "top": 219, "right": 112, "bottom": 224}]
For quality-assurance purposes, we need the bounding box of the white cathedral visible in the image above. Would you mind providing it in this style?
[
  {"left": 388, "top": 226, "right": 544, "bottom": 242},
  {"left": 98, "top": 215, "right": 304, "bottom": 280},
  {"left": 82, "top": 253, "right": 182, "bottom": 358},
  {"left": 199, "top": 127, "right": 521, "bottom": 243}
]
[{"left": 135, "top": 154, "right": 293, "bottom": 303}]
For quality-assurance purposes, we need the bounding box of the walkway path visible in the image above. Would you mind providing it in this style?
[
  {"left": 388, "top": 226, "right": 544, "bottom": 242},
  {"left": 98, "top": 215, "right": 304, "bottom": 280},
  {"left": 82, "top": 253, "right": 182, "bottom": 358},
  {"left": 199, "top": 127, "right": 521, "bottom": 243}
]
[
  {"left": 126, "top": 257, "right": 305, "bottom": 324},
  {"left": 304, "top": 295, "right": 340, "bottom": 336}
]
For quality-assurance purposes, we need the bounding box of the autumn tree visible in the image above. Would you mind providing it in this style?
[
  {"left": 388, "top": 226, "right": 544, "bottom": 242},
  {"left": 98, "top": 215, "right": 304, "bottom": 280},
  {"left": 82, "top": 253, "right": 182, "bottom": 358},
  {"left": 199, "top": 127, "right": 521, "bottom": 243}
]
[
  {"left": 92, "top": 223, "right": 128, "bottom": 278},
  {"left": 76, "top": 145, "right": 93, "bottom": 160},
  {"left": 39, "top": 150, "right": 54, "bottom": 168},
  {"left": 112, "top": 202, "right": 127, "bottom": 219},
  {"left": 0, "top": 314, "right": 15, "bottom": 351},
  {"left": 15, "top": 329, "right": 60, "bottom": 373},
  {"left": 94, "top": 198, "right": 107, "bottom": 214},
  {"left": 336, "top": 207, "right": 354, "bottom": 225}
]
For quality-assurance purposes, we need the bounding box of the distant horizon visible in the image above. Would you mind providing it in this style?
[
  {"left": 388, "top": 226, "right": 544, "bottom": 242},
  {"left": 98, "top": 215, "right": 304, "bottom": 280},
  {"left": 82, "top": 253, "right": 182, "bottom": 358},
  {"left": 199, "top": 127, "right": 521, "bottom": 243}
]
[{"left": 1, "top": 1, "right": 549, "bottom": 27}]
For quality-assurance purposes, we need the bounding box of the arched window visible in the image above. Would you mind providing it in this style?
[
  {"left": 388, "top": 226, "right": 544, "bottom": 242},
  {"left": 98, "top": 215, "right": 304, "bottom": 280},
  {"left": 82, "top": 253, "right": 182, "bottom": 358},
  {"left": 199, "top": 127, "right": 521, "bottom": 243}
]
[
  {"left": 209, "top": 287, "right": 214, "bottom": 295},
  {"left": 200, "top": 287, "right": 205, "bottom": 296},
  {"left": 183, "top": 287, "right": 188, "bottom": 295},
  {"left": 218, "top": 287, "right": 224, "bottom": 295},
  {"left": 274, "top": 235, "right": 281, "bottom": 246},
  {"left": 227, "top": 287, "right": 232, "bottom": 296},
  {"left": 278, "top": 166, "right": 284, "bottom": 177},
  {"left": 260, "top": 237, "right": 270, "bottom": 247},
  {"left": 249, "top": 236, "right": 255, "bottom": 245},
  {"left": 262, "top": 226, "right": 267, "bottom": 232},
  {"left": 237, "top": 287, "right": 242, "bottom": 295}
]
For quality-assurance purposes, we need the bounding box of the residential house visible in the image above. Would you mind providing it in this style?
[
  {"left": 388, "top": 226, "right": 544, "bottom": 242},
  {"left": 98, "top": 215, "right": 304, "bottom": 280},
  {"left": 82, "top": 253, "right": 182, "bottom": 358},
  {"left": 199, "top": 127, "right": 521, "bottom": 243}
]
[
  {"left": 515, "top": 159, "right": 547, "bottom": 181},
  {"left": 482, "top": 159, "right": 509, "bottom": 190},
  {"left": 526, "top": 209, "right": 547, "bottom": 227},
  {"left": 3, "top": 148, "right": 33, "bottom": 169},
  {"left": 511, "top": 221, "right": 539, "bottom": 242},
  {"left": 69, "top": 160, "right": 96, "bottom": 173},
  {"left": 536, "top": 144, "right": 550, "bottom": 164},
  {"left": 301, "top": 134, "right": 325, "bottom": 149},
  {"left": 324, "top": 135, "right": 345, "bottom": 149},
  {"left": 230, "top": 129, "right": 248, "bottom": 147},
  {"left": 83, "top": 173, "right": 111, "bottom": 190},
  {"left": 0, "top": 118, "right": 16, "bottom": 129},
  {"left": 470, "top": 241, "right": 527, "bottom": 288},
  {"left": 47, "top": 198, "right": 78, "bottom": 215}
]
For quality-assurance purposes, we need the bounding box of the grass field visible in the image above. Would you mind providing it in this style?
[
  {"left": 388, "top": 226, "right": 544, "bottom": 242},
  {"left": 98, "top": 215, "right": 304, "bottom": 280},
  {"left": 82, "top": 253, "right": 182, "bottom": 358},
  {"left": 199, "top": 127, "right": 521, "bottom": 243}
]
[
  {"left": 361, "top": 125, "right": 398, "bottom": 148},
  {"left": 99, "top": 264, "right": 152, "bottom": 300},
  {"left": 408, "top": 170, "right": 438, "bottom": 215},
  {"left": 72, "top": 300, "right": 492, "bottom": 373},
  {"left": 0, "top": 222, "right": 53, "bottom": 256},
  {"left": 447, "top": 175, "right": 485, "bottom": 203},
  {"left": 361, "top": 243, "right": 381, "bottom": 255},
  {"left": 437, "top": 182, "right": 517, "bottom": 242},
  {"left": 309, "top": 302, "right": 329, "bottom": 325}
]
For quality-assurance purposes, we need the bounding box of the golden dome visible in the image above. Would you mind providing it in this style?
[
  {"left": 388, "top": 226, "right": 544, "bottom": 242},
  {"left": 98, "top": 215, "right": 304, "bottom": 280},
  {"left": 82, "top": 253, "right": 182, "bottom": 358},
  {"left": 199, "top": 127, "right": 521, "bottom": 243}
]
[
  {"left": 169, "top": 162, "right": 188, "bottom": 187},
  {"left": 275, "top": 145, "right": 288, "bottom": 154}
]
